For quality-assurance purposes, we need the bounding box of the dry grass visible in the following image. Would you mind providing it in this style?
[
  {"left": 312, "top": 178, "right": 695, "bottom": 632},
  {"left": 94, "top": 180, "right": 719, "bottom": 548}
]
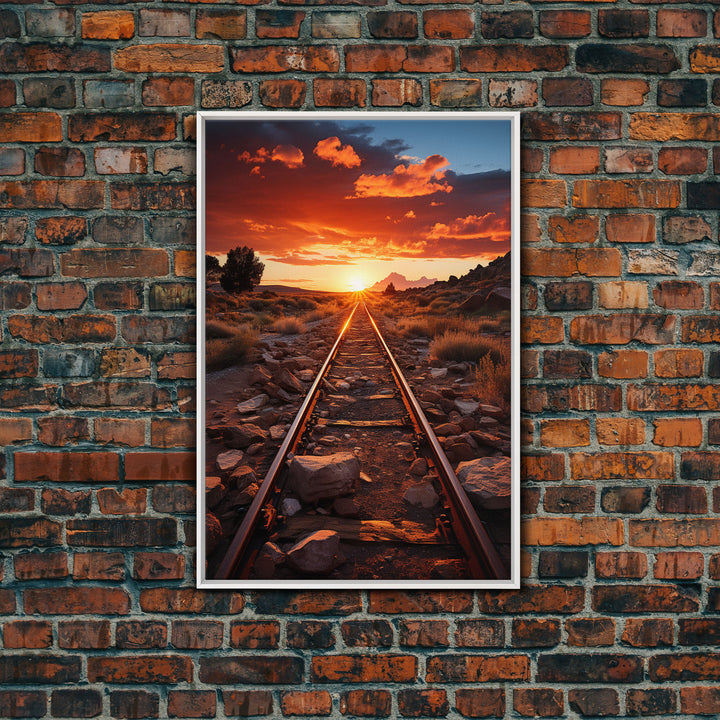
[
  {"left": 398, "top": 315, "right": 505, "bottom": 339},
  {"left": 271, "top": 316, "right": 307, "bottom": 334},
  {"left": 475, "top": 343, "right": 511, "bottom": 412},
  {"left": 206, "top": 326, "right": 256, "bottom": 371}
]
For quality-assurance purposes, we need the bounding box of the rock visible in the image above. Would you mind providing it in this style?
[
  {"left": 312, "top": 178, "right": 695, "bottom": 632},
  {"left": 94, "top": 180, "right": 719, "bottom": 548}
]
[
  {"left": 395, "top": 442, "right": 414, "bottom": 461},
  {"left": 287, "top": 452, "right": 360, "bottom": 504},
  {"left": 216, "top": 449, "right": 244, "bottom": 474},
  {"left": 455, "top": 399, "right": 480, "bottom": 416},
  {"left": 337, "top": 381, "right": 351, "bottom": 391},
  {"left": 254, "top": 541, "right": 285, "bottom": 579},
  {"left": 424, "top": 407, "right": 447, "bottom": 423},
  {"left": 283, "top": 355, "right": 314, "bottom": 371},
  {"left": 403, "top": 482, "right": 439, "bottom": 509},
  {"left": 206, "top": 512, "right": 223, "bottom": 555},
  {"left": 269, "top": 424, "right": 286, "bottom": 441},
  {"left": 237, "top": 394, "right": 268, "bottom": 414},
  {"left": 249, "top": 365, "right": 272, "bottom": 385},
  {"left": 445, "top": 439, "right": 475, "bottom": 461},
  {"left": 333, "top": 497, "right": 360, "bottom": 518},
  {"left": 297, "top": 369, "right": 314, "bottom": 382},
  {"left": 435, "top": 422, "right": 462, "bottom": 437},
  {"left": 246, "top": 442, "right": 264, "bottom": 456},
  {"left": 480, "top": 404, "right": 504, "bottom": 418},
  {"left": 258, "top": 408, "right": 280, "bottom": 428},
  {"left": 430, "top": 367, "right": 448, "bottom": 379},
  {"left": 229, "top": 465, "right": 257, "bottom": 491},
  {"left": 409, "top": 458, "right": 428, "bottom": 476},
  {"left": 478, "top": 416, "right": 499, "bottom": 428},
  {"left": 206, "top": 476, "right": 226, "bottom": 509},
  {"left": 223, "top": 424, "right": 267, "bottom": 449},
  {"left": 234, "top": 482, "right": 259, "bottom": 506},
  {"left": 458, "top": 286, "right": 511, "bottom": 313},
  {"left": 273, "top": 367, "right": 304, "bottom": 394},
  {"left": 287, "top": 530, "right": 345, "bottom": 574},
  {"left": 281, "top": 497, "right": 302, "bottom": 517},
  {"left": 421, "top": 389, "right": 444, "bottom": 404},
  {"left": 457, "top": 457, "right": 511, "bottom": 511}
]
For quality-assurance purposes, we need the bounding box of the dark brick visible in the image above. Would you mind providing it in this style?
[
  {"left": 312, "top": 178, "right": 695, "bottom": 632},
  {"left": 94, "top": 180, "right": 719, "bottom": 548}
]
[
  {"left": 543, "top": 350, "right": 592, "bottom": 379},
  {"left": 51, "top": 689, "right": 103, "bottom": 718},
  {"left": 0, "top": 10, "right": 21, "bottom": 38},
  {"left": 287, "top": 621, "right": 334, "bottom": 649},
  {"left": 537, "top": 654, "right": 643, "bottom": 684},
  {"left": 598, "top": 10, "right": 649, "bottom": 38},
  {"left": 626, "top": 688, "right": 676, "bottom": 716},
  {"left": 538, "top": 551, "right": 588, "bottom": 578},
  {"left": 576, "top": 45, "right": 680, "bottom": 74},
  {"left": 23, "top": 78, "right": 74, "bottom": 108},
  {"left": 367, "top": 11, "right": 417, "bottom": 38},
  {"left": 658, "top": 79, "right": 707, "bottom": 107},
  {"left": 481, "top": 11, "right": 533, "bottom": 38},
  {"left": 568, "top": 689, "right": 619, "bottom": 717},
  {"left": 110, "top": 691, "right": 159, "bottom": 719},
  {"left": 601, "top": 487, "right": 650, "bottom": 514},
  {"left": 544, "top": 282, "right": 593, "bottom": 310},
  {"left": 341, "top": 620, "right": 393, "bottom": 647},
  {"left": 688, "top": 182, "right": 720, "bottom": 209}
]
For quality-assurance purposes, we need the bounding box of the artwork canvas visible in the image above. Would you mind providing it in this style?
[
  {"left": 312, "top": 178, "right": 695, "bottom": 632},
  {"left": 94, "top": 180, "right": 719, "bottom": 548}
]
[{"left": 197, "top": 111, "right": 520, "bottom": 588}]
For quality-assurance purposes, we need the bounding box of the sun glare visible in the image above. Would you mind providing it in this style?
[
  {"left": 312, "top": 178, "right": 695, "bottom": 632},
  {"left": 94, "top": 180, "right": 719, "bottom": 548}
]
[{"left": 349, "top": 277, "right": 366, "bottom": 292}]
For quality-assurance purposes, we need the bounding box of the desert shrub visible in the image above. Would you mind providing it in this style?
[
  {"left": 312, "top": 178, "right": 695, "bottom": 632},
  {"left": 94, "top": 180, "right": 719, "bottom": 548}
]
[
  {"left": 475, "top": 344, "right": 511, "bottom": 412},
  {"left": 295, "top": 297, "right": 317, "bottom": 310},
  {"left": 206, "top": 326, "right": 256, "bottom": 371},
  {"left": 206, "top": 320, "right": 238, "bottom": 339},
  {"left": 271, "top": 316, "right": 307, "bottom": 334},
  {"left": 430, "top": 331, "right": 507, "bottom": 363}
]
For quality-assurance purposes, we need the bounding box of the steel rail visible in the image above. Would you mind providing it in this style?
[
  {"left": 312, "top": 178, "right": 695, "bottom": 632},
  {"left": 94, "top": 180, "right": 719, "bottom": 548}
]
[
  {"left": 363, "top": 302, "right": 507, "bottom": 579},
  {"left": 215, "top": 301, "right": 360, "bottom": 580}
]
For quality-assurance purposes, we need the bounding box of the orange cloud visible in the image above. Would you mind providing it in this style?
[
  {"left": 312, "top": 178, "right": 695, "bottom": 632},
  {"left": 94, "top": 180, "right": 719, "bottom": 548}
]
[
  {"left": 352, "top": 154, "right": 452, "bottom": 198},
  {"left": 239, "top": 144, "right": 304, "bottom": 169},
  {"left": 314, "top": 136, "right": 361, "bottom": 168},
  {"left": 428, "top": 212, "right": 509, "bottom": 241}
]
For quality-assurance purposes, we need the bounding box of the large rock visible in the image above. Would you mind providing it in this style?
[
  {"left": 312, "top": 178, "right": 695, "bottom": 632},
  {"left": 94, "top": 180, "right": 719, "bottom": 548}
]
[
  {"left": 223, "top": 424, "right": 267, "bottom": 449},
  {"left": 254, "top": 541, "right": 285, "bottom": 579},
  {"left": 403, "top": 482, "right": 439, "bottom": 509},
  {"left": 237, "top": 394, "right": 268, "bottom": 414},
  {"left": 458, "top": 285, "right": 511, "bottom": 313},
  {"left": 455, "top": 399, "right": 480, "bottom": 416},
  {"left": 287, "top": 452, "right": 360, "bottom": 504},
  {"left": 206, "top": 476, "right": 226, "bottom": 509},
  {"left": 457, "top": 456, "right": 511, "bottom": 511},
  {"left": 229, "top": 465, "right": 257, "bottom": 491},
  {"left": 216, "top": 449, "right": 244, "bottom": 474},
  {"left": 273, "top": 367, "right": 304, "bottom": 394},
  {"left": 249, "top": 365, "right": 272, "bottom": 386},
  {"left": 286, "top": 530, "right": 345, "bottom": 574}
]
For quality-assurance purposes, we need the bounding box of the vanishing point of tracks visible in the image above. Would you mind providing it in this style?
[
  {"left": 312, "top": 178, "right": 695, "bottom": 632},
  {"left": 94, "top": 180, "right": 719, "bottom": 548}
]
[{"left": 216, "top": 301, "right": 506, "bottom": 582}]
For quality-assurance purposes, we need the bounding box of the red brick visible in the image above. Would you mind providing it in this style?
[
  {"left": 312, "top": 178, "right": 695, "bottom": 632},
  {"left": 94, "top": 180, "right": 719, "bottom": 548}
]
[
  {"left": 69, "top": 113, "right": 175, "bottom": 142},
  {"left": 596, "top": 552, "right": 648, "bottom": 579},
  {"left": 548, "top": 214, "right": 598, "bottom": 243},
  {"left": 222, "top": 692, "right": 273, "bottom": 717},
  {"left": 572, "top": 451, "right": 674, "bottom": 480},
  {"left": 116, "top": 621, "right": 167, "bottom": 650},
  {"left": 0, "top": 656, "right": 81, "bottom": 684},
  {"left": 0, "top": 113, "right": 62, "bottom": 143},
  {"left": 630, "top": 112, "right": 720, "bottom": 141},
  {"left": 141, "top": 77, "right": 194, "bottom": 107},
  {"left": 658, "top": 9, "right": 707, "bottom": 37},
  {"left": 398, "top": 689, "right": 448, "bottom": 718},
  {"left": 35, "top": 147, "right": 85, "bottom": 177},
  {"left": 229, "top": 621, "right": 279, "bottom": 649},
  {"left": 371, "top": 78, "right": 421, "bottom": 107},
  {"left": 259, "top": 79, "right": 306, "bottom": 108},
  {"left": 512, "top": 619, "right": 561, "bottom": 648},
  {"left": 168, "top": 691, "right": 216, "bottom": 719},
  {"left": 88, "top": 656, "right": 192, "bottom": 684},
  {"left": 429, "top": 79, "right": 482, "bottom": 107},
  {"left": 514, "top": 688, "right": 563, "bottom": 717},
  {"left": 73, "top": 552, "right": 125, "bottom": 581},
  {"left": 539, "top": 10, "right": 590, "bottom": 38},
  {"left": 653, "top": 418, "right": 703, "bottom": 447},
  {"left": 340, "top": 690, "right": 391, "bottom": 717},
  {"left": 200, "top": 656, "right": 302, "bottom": 684},
  {"left": 455, "top": 689, "right": 505, "bottom": 718},
  {"left": 521, "top": 316, "right": 564, "bottom": 344},
  {"left": 134, "top": 552, "right": 185, "bottom": 581},
  {"left": 631, "top": 518, "right": 720, "bottom": 547},
  {"left": 140, "top": 588, "right": 243, "bottom": 614},
  {"left": 681, "top": 687, "right": 720, "bottom": 715},
  {"left": 654, "top": 280, "right": 704, "bottom": 309},
  {"left": 605, "top": 146, "right": 653, "bottom": 173},
  {"left": 97, "top": 487, "right": 146, "bottom": 514},
  {"left": 26, "top": 588, "right": 129, "bottom": 615},
  {"left": 548, "top": 147, "right": 598, "bottom": 175},
  {"left": 36, "top": 282, "right": 87, "bottom": 310},
  {"left": 477, "top": 586, "right": 584, "bottom": 614},
  {"left": 0, "top": 180, "right": 103, "bottom": 210},
  {"left": 61, "top": 249, "right": 168, "bottom": 278},
  {"left": 424, "top": 10, "right": 473, "bottom": 38},
  {"left": 658, "top": 147, "right": 707, "bottom": 175},
  {"left": 571, "top": 314, "right": 675, "bottom": 345},
  {"left": 654, "top": 552, "right": 704, "bottom": 580},
  {"left": 171, "top": 621, "right": 223, "bottom": 650},
  {"left": 95, "top": 418, "right": 145, "bottom": 447},
  {"left": 461, "top": 45, "right": 567, "bottom": 73},
  {"left": 368, "top": 591, "right": 471, "bottom": 614},
  {"left": 14, "top": 452, "right": 119, "bottom": 483},
  {"left": 523, "top": 248, "right": 621, "bottom": 277},
  {"left": 426, "top": 655, "right": 529, "bottom": 683},
  {"left": 37, "top": 416, "right": 89, "bottom": 445},
  {"left": 41, "top": 488, "right": 91, "bottom": 516},
  {"left": 399, "top": 619, "right": 448, "bottom": 647},
  {"left": 114, "top": 44, "right": 222, "bottom": 72},
  {"left": 605, "top": 214, "right": 655, "bottom": 243},
  {"left": 654, "top": 349, "right": 704, "bottom": 378},
  {"left": 601, "top": 79, "right": 649, "bottom": 106},
  {"left": 281, "top": 691, "right": 332, "bottom": 717},
  {"left": 598, "top": 350, "right": 648, "bottom": 379},
  {"left": 540, "top": 419, "right": 590, "bottom": 448},
  {"left": 3, "top": 620, "right": 52, "bottom": 649},
  {"left": 566, "top": 618, "right": 615, "bottom": 647},
  {"left": 524, "top": 517, "right": 623, "bottom": 546},
  {"left": 51, "top": 689, "right": 102, "bottom": 718},
  {"left": 626, "top": 688, "right": 676, "bottom": 716},
  {"left": 573, "top": 179, "right": 681, "bottom": 208},
  {"left": 232, "top": 45, "right": 339, "bottom": 73},
  {"left": 58, "top": 620, "right": 110, "bottom": 649},
  {"left": 313, "top": 78, "right": 365, "bottom": 107},
  {"left": 196, "top": 10, "right": 246, "bottom": 39},
  {"left": 455, "top": 620, "right": 504, "bottom": 648}
]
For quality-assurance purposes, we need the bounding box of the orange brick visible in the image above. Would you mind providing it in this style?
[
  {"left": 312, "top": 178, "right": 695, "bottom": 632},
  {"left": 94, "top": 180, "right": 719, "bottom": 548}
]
[
  {"left": 0, "top": 417, "right": 33, "bottom": 446},
  {"left": 596, "top": 418, "right": 645, "bottom": 446},
  {"left": 522, "top": 179, "right": 567, "bottom": 208},
  {"left": 601, "top": 79, "right": 650, "bottom": 106},
  {"left": 82, "top": 11, "right": 134, "bottom": 40},
  {"left": 523, "top": 518, "right": 624, "bottom": 546},
  {"left": 114, "top": 44, "right": 223, "bottom": 73},
  {"left": 598, "top": 350, "right": 648, "bottom": 379},
  {"left": 654, "top": 349, "right": 704, "bottom": 378},
  {"left": 596, "top": 552, "right": 647, "bottom": 579},
  {"left": 598, "top": 281, "right": 648, "bottom": 309},
  {"left": 654, "top": 552, "right": 704, "bottom": 579},
  {"left": 521, "top": 317, "right": 564, "bottom": 344},
  {"left": 549, "top": 147, "right": 599, "bottom": 175},
  {"left": 540, "top": 419, "right": 590, "bottom": 448},
  {"left": 548, "top": 214, "right": 598, "bottom": 243},
  {"left": 94, "top": 418, "right": 146, "bottom": 447},
  {"left": 653, "top": 418, "right": 703, "bottom": 447},
  {"left": 605, "top": 214, "right": 655, "bottom": 243},
  {"left": 573, "top": 179, "right": 681, "bottom": 209}
]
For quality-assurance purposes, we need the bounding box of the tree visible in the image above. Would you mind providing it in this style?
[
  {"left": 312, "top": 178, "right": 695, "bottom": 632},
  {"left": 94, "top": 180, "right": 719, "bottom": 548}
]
[
  {"left": 206, "top": 254, "right": 220, "bottom": 276},
  {"left": 384, "top": 282, "right": 396, "bottom": 295},
  {"left": 220, "top": 246, "right": 265, "bottom": 294}
]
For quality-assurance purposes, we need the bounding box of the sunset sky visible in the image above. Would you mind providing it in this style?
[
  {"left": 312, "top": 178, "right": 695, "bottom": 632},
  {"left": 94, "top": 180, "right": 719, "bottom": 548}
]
[{"left": 204, "top": 116, "right": 512, "bottom": 292}]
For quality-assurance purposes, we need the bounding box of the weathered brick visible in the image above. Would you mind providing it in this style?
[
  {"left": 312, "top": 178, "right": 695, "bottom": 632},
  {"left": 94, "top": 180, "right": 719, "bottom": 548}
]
[
  {"left": 544, "top": 78, "right": 593, "bottom": 107},
  {"left": 200, "top": 656, "right": 303, "bottom": 684},
  {"left": 82, "top": 10, "right": 134, "bottom": 40},
  {"left": 461, "top": 45, "right": 567, "bottom": 73},
  {"left": 425, "top": 655, "right": 529, "bottom": 683},
  {"left": 424, "top": 10, "right": 473, "bottom": 39},
  {"left": 83, "top": 80, "right": 134, "bottom": 109},
  {"left": 73, "top": 552, "right": 125, "bottom": 581},
  {"left": 430, "top": 79, "right": 482, "bottom": 107},
  {"left": 598, "top": 9, "right": 648, "bottom": 38},
  {"left": 595, "top": 552, "right": 647, "bottom": 579},
  {"left": 23, "top": 78, "right": 74, "bottom": 108},
  {"left": 0, "top": 43, "right": 110, "bottom": 73},
  {"left": 659, "top": 147, "right": 707, "bottom": 175},
  {"left": 51, "top": 689, "right": 103, "bottom": 718},
  {"left": 197, "top": 9, "right": 246, "bottom": 39},
  {"left": 455, "top": 689, "right": 505, "bottom": 718},
  {"left": 548, "top": 147, "right": 598, "bottom": 174}
]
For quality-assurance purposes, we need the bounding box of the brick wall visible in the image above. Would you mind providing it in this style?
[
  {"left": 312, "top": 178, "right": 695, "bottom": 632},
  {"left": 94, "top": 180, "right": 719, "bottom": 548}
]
[{"left": 1, "top": 0, "right": 719, "bottom": 717}]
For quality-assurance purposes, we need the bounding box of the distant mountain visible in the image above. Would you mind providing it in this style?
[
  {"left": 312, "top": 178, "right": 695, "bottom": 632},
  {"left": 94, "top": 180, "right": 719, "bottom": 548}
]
[{"left": 370, "top": 272, "right": 438, "bottom": 292}]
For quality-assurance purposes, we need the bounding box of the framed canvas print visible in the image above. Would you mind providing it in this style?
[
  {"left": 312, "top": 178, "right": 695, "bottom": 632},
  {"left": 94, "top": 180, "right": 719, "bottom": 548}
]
[{"left": 197, "top": 111, "right": 520, "bottom": 589}]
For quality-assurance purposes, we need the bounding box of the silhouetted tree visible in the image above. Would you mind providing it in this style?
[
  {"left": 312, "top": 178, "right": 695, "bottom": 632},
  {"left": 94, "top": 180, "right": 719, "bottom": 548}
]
[
  {"left": 384, "top": 282, "right": 397, "bottom": 295},
  {"left": 220, "top": 246, "right": 265, "bottom": 294},
  {"left": 206, "top": 254, "right": 220, "bottom": 275}
]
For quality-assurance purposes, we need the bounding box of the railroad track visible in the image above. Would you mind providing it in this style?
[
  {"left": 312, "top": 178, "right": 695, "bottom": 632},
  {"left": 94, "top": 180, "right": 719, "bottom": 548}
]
[{"left": 215, "top": 301, "right": 507, "bottom": 582}]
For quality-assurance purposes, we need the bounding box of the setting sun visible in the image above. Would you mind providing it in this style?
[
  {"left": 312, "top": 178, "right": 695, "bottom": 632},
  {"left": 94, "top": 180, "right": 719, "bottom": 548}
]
[{"left": 349, "top": 278, "right": 366, "bottom": 292}]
